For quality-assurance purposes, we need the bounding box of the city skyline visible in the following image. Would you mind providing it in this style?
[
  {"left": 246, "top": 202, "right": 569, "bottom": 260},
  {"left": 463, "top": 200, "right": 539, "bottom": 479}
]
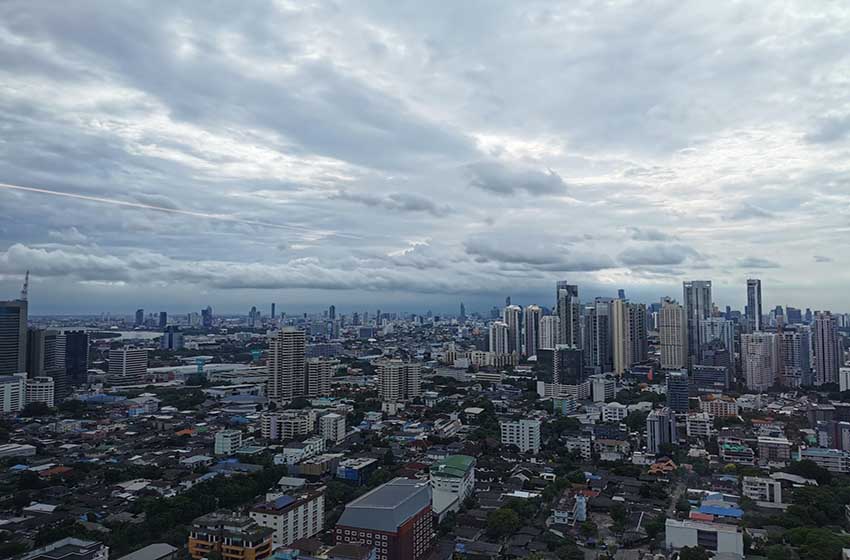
[{"left": 2, "top": 2, "right": 850, "bottom": 313}]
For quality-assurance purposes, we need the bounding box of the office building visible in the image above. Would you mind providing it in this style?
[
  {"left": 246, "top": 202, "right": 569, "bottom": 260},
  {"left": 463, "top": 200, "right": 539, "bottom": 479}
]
[
  {"left": 335, "top": 478, "right": 434, "bottom": 560},
  {"left": 27, "top": 329, "right": 68, "bottom": 398},
  {"left": 268, "top": 327, "right": 307, "bottom": 402},
  {"left": 741, "top": 333, "right": 780, "bottom": 392},
  {"left": 524, "top": 304, "right": 542, "bottom": 357},
  {"left": 320, "top": 412, "right": 346, "bottom": 444},
  {"left": 26, "top": 376, "right": 55, "bottom": 408},
  {"left": 64, "top": 330, "right": 89, "bottom": 386},
  {"left": 840, "top": 367, "right": 850, "bottom": 392},
  {"left": 698, "top": 317, "right": 734, "bottom": 367},
  {"left": 646, "top": 407, "right": 677, "bottom": 454},
  {"left": 160, "top": 326, "right": 184, "bottom": 351},
  {"left": 539, "top": 315, "right": 560, "bottom": 350},
  {"left": 500, "top": 418, "right": 541, "bottom": 454},
  {"left": 583, "top": 299, "right": 613, "bottom": 373},
  {"left": 249, "top": 486, "right": 326, "bottom": 549},
  {"left": 683, "top": 280, "right": 712, "bottom": 366},
  {"left": 746, "top": 279, "right": 763, "bottom": 332},
  {"left": 188, "top": 512, "right": 272, "bottom": 560},
  {"left": 659, "top": 300, "right": 687, "bottom": 370},
  {"left": 201, "top": 306, "right": 213, "bottom": 328},
  {"left": 108, "top": 347, "right": 147, "bottom": 386},
  {"left": 0, "top": 374, "right": 25, "bottom": 413},
  {"left": 612, "top": 300, "right": 648, "bottom": 375},
  {"left": 813, "top": 311, "right": 840, "bottom": 386},
  {"left": 134, "top": 308, "right": 144, "bottom": 327},
  {"left": 553, "top": 345, "right": 584, "bottom": 385},
  {"left": 430, "top": 455, "right": 476, "bottom": 519},
  {"left": 666, "top": 370, "right": 689, "bottom": 413},
  {"left": 692, "top": 365, "right": 729, "bottom": 393},
  {"left": 488, "top": 321, "right": 509, "bottom": 355},
  {"left": 0, "top": 299, "right": 27, "bottom": 375},
  {"left": 158, "top": 311, "right": 168, "bottom": 328},
  {"left": 214, "top": 429, "right": 243, "bottom": 455},
  {"left": 556, "top": 281, "right": 580, "bottom": 347},
  {"left": 665, "top": 519, "right": 744, "bottom": 559},
  {"left": 502, "top": 305, "right": 522, "bottom": 355}
]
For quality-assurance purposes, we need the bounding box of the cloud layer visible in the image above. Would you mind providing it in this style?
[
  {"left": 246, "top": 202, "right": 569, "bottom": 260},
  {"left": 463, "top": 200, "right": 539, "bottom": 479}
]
[{"left": 1, "top": 1, "right": 849, "bottom": 313}]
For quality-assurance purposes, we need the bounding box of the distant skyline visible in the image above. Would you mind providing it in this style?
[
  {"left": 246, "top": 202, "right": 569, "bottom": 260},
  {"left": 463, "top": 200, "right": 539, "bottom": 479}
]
[{"left": 2, "top": 3, "right": 850, "bottom": 313}]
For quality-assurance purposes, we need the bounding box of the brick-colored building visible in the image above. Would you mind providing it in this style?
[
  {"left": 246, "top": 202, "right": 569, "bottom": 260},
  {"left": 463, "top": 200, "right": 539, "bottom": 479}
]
[{"left": 335, "top": 478, "right": 433, "bottom": 560}]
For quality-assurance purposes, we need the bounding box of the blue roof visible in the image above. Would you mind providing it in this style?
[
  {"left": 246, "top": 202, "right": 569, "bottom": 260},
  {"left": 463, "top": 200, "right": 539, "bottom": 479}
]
[
  {"left": 273, "top": 496, "right": 296, "bottom": 509},
  {"left": 698, "top": 505, "right": 743, "bottom": 518}
]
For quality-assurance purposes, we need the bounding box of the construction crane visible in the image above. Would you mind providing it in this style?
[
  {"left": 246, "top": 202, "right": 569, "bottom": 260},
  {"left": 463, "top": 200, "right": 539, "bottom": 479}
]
[{"left": 20, "top": 270, "right": 29, "bottom": 301}]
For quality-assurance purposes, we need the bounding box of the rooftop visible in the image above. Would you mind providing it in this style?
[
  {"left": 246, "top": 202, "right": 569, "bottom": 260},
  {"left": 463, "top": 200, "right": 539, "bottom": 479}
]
[{"left": 337, "top": 478, "right": 431, "bottom": 533}]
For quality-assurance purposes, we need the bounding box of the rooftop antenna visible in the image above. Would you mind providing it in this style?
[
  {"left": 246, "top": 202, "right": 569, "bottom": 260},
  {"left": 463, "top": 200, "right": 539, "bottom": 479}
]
[{"left": 20, "top": 270, "right": 29, "bottom": 301}]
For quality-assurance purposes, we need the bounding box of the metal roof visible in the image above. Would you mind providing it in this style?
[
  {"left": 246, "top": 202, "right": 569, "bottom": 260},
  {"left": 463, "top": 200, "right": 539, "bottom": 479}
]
[{"left": 337, "top": 478, "right": 431, "bottom": 533}]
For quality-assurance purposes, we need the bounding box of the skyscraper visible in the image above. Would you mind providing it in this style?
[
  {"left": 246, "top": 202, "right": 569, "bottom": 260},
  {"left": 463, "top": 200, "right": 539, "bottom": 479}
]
[
  {"left": 741, "top": 332, "right": 781, "bottom": 392},
  {"left": 26, "top": 328, "right": 68, "bottom": 399},
  {"left": 159, "top": 311, "right": 168, "bottom": 329},
  {"left": 201, "top": 306, "right": 213, "bottom": 328},
  {"left": 553, "top": 344, "right": 584, "bottom": 385},
  {"left": 271, "top": 302, "right": 276, "bottom": 319},
  {"left": 813, "top": 311, "right": 840, "bottom": 386},
  {"left": 698, "top": 317, "right": 735, "bottom": 366},
  {"left": 611, "top": 299, "right": 648, "bottom": 375},
  {"left": 524, "top": 304, "right": 542, "bottom": 358},
  {"left": 377, "top": 360, "right": 421, "bottom": 413},
  {"left": 683, "top": 281, "right": 712, "bottom": 367},
  {"left": 134, "top": 308, "right": 144, "bottom": 327},
  {"left": 305, "top": 357, "right": 337, "bottom": 397},
  {"left": 539, "top": 315, "right": 560, "bottom": 350},
  {"left": 459, "top": 302, "right": 466, "bottom": 322},
  {"left": 488, "top": 321, "right": 509, "bottom": 354},
  {"left": 64, "top": 330, "right": 89, "bottom": 386},
  {"left": 646, "top": 407, "right": 678, "bottom": 454},
  {"left": 582, "top": 299, "right": 613, "bottom": 374},
  {"left": 328, "top": 305, "right": 336, "bottom": 321},
  {"left": 108, "top": 347, "right": 147, "bottom": 386},
  {"left": 746, "top": 279, "right": 763, "bottom": 332},
  {"left": 659, "top": 300, "right": 687, "bottom": 370},
  {"left": 780, "top": 327, "right": 811, "bottom": 386},
  {"left": 502, "top": 305, "right": 522, "bottom": 355},
  {"left": 0, "top": 300, "right": 27, "bottom": 375},
  {"left": 268, "top": 327, "right": 307, "bottom": 402},
  {"left": 556, "top": 281, "right": 580, "bottom": 347}
]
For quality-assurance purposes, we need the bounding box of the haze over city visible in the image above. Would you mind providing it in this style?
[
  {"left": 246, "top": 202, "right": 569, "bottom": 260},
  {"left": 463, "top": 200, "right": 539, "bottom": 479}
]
[{"left": 2, "top": 2, "right": 850, "bottom": 314}]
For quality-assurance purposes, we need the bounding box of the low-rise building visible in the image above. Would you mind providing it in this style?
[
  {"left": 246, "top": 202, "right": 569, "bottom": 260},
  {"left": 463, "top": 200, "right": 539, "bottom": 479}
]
[
  {"left": 563, "top": 436, "right": 592, "bottom": 461},
  {"left": 601, "top": 402, "right": 629, "bottom": 423},
  {"left": 336, "top": 457, "right": 380, "bottom": 485},
  {"left": 277, "top": 436, "right": 326, "bottom": 465},
  {"left": 214, "top": 429, "right": 243, "bottom": 456},
  {"left": 719, "top": 438, "right": 755, "bottom": 465},
  {"left": 700, "top": 394, "right": 739, "bottom": 418},
  {"left": 188, "top": 512, "right": 273, "bottom": 560},
  {"left": 430, "top": 455, "right": 475, "bottom": 519},
  {"left": 742, "top": 476, "right": 783, "bottom": 508},
  {"left": 500, "top": 418, "right": 541, "bottom": 454},
  {"left": 686, "top": 412, "right": 714, "bottom": 438},
  {"left": 665, "top": 518, "right": 743, "bottom": 559},
  {"left": 18, "top": 538, "right": 108, "bottom": 560},
  {"left": 552, "top": 491, "right": 587, "bottom": 527},
  {"left": 757, "top": 436, "right": 792, "bottom": 465},
  {"left": 320, "top": 413, "right": 347, "bottom": 444},
  {"left": 799, "top": 447, "right": 850, "bottom": 473}
]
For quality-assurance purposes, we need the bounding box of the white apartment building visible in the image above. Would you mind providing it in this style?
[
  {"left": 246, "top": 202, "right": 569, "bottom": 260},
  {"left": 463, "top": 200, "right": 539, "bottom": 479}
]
[
  {"left": 261, "top": 410, "right": 317, "bottom": 440},
  {"left": 320, "top": 413, "right": 346, "bottom": 444},
  {"left": 430, "top": 455, "right": 475, "bottom": 519},
  {"left": 564, "top": 436, "right": 592, "bottom": 460},
  {"left": 590, "top": 374, "right": 616, "bottom": 403},
  {"left": 108, "top": 347, "right": 148, "bottom": 385},
  {"left": 0, "top": 374, "right": 25, "bottom": 413},
  {"left": 214, "top": 429, "right": 243, "bottom": 455},
  {"left": 665, "top": 519, "right": 744, "bottom": 559},
  {"left": 686, "top": 412, "right": 714, "bottom": 438},
  {"left": 742, "top": 476, "right": 783, "bottom": 508},
  {"left": 701, "top": 395, "right": 739, "bottom": 417},
  {"left": 277, "top": 436, "right": 326, "bottom": 465},
  {"left": 500, "top": 418, "right": 541, "bottom": 454},
  {"left": 601, "top": 402, "right": 629, "bottom": 423},
  {"left": 250, "top": 486, "right": 325, "bottom": 548},
  {"left": 26, "top": 376, "right": 55, "bottom": 408}
]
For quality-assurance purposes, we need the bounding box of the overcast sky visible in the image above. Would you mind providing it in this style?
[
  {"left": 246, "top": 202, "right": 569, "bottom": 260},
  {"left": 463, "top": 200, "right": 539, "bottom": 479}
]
[{"left": 1, "top": 2, "right": 849, "bottom": 315}]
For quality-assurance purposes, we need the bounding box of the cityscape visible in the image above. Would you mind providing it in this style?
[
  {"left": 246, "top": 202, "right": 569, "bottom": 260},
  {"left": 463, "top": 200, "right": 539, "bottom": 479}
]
[
  {"left": 1, "top": 275, "right": 849, "bottom": 560},
  {"left": 3, "top": 2, "right": 850, "bottom": 560}
]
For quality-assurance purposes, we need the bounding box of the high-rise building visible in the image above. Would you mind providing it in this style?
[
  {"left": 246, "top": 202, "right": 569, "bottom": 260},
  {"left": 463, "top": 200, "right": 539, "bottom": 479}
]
[
  {"left": 335, "top": 478, "right": 434, "bottom": 560},
  {"left": 328, "top": 304, "right": 336, "bottom": 321},
  {"left": 786, "top": 307, "right": 802, "bottom": 325},
  {"left": 488, "top": 321, "right": 509, "bottom": 354},
  {"left": 502, "top": 305, "right": 523, "bottom": 355},
  {"left": 553, "top": 345, "right": 584, "bottom": 385},
  {"left": 556, "top": 282, "right": 580, "bottom": 347},
  {"left": 108, "top": 347, "right": 148, "bottom": 386},
  {"left": 268, "top": 327, "right": 307, "bottom": 402},
  {"left": 63, "top": 330, "right": 89, "bottom": 386},
  {"left": 26, "top": 376, "right": 55, "bottom": 408},
  {"left": 500, "top": 418, "right": 542, "bottom": 454},
  {"left": 188, "top": 512, "right": 272, "bottom": 560},
  {"left": 201, "top": 306, "right": 213, "bottom": 328},
  {"left": 746, "top": 279, "right": 763, "bottom": 332},
  {"left": 320, "top": 412, "right": 346, "bottom": 444},
  {"left": 377, "top": 360, "right": 421, "bottom": 411},
  {"left": 0, "top": 374, "right": 25, "bottom": 413},
  {"left": 160, "top": 326, "right": 184, "bottom": 351},
  {"left": 0, "top": 299, "right": 27, "bottom": 375},
  {"left": 780, "top": 327, "right": 811, "bottom": 386},
  {"left": 646, "top": 407, "right": 678, "bottom": 454},
  {"left": 813, "top": 311, "right": 840, "bottom": 386},
  {"left": 659, "top": 300, "right": 687, "bottom": 370},
  {"left": 539, "top": 316, "right": 560, "bottom": 350},
  {"left": 524, "top": 304, "right": 542, "bottom": 357},
  {"left": 741, "top": 333, "right": 781, "bottom": 391},
  {"left": 698, "top": 317, "right": 735, "bottom": 366},
  {"left": 683, "top": 281, "right": 712, "bottom": 367},
  {"left": 666, "top": 370, "right": 689, "bottom": 413},
  {"left": 158, "top": 311, "right": 168, "bottom": 329},
  {"left": 583, "top": 299, "right": 613, "bottom": 374},
  {"left": 27, "top": 329, "right": 68, "bottom": 399},
  {"left": 271, "top": 302, "right": 276, "bottom": 319},
  {"left": 249, "top": 486, "right": 326, "bottom": 549},
  {"left": 134, "top": 308, "right": 144, "bottom": 327},
  {"left": 306, "top": 357, "right": 337, "bottom": 397},
  {"left": 611, "top": 300, "right": 648, "bottom": 375},
  {"left": 459, "top": 302, "right": 466, "bottom": 322}
]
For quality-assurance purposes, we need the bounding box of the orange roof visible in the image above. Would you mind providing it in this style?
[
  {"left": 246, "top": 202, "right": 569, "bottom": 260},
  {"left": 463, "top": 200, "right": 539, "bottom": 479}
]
[
  {"left": 690, "top": 512, "right": 714, "bottom": 521},
  {"left": 175, "top": 428, "right": 194, "bottom": 436},
  {"left": 39, "top": 466, "right": 72, "bottom": 477}
]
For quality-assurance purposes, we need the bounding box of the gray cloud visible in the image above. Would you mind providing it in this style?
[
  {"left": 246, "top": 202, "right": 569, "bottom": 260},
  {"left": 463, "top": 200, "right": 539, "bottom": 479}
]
[
  {"left": 330, "top": 190, "right": 451, "bottom": 217},
  {"left": 618, "top": 244, "right": 701, "bottom": 267},
  {"left": 628, "top": 227, "right": 676, "bottom": 242},
  {"left": 814, "top": 255, "right": 833, "bottom": 263},
  {"left": 737, "top": 257, "right": 780, "bottom": 269},
  {"left": 464, "top": 160, "right": 567, "bottom": 196}
]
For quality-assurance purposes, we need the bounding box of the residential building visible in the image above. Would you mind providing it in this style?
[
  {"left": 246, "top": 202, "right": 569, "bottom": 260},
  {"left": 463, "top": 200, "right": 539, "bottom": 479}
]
[
  {"left": 249, "top": 486, "right": 326, "bottom": 548},
  {"left": 553, "top": 345, "right": 584, "bottom": 385},
  {"left": 306, "top": 357, "right": 337, "bottom": 398},
  {"left": 430, "top": 455, "right": 475, "bottom": 519},
  {"left": 539, "top": 315, "right": 560, "bottom": 350},
  {"left": 590, "top": 374, "right": 616, "bottom": 403},
  {"left": 719, "top": 438, "right": 755, "bottom": 465},
  {"left": 488, "top": 321, "right": 509, "bottom": 355},
  {"left": 0, "top": 299, "right": 27, "bottom": 375},
  {"left": 335, "top": 478, "right": 434, "bottom": 560},
  {"left": 160, "top": 326, "right": 184, "bottom": 351},
  {"left": 742, "top": 476, "right": 783, "bottom": 507},
  {"left": 746, "top": 279, "right": 763, "bottom": 332},
  {"left": 798, "top": 447, "right": 850, "bottom": 473},
  {"left": 683, "top": 280, "right": 712, "bottom": 367},
  {"left": 18, "top": 538, "right": 109, "bottom": 560},
  {"left": 524, "top": 304, "right": 542, "bottom": 357},
  {"left": 611, "top": 300, "right": 648, "bottom": 375},
  {"left": 108, "top": 347, "right": 147, "bottom": 386},
  {"left": 502, "top": 305, "right": 523, "bottom": 355},
  {"left": 188, "top": 512, "right": 273, "bottom": 560},
  {"left": 665, "top": 518, "right": 743, "bottom": 559},
  {"left": 64, "top": 330, "right": 89, "bottom": 386},
  {"left": 698, "top": 317, "right": 735, "bottom": 367},
  {"left": 757, "top": 436, "right": 792, "bottom": 464},
  {"left": 701, "top": 394, "right": 738, "bottom": 418},
  {"left": 741, "top": 333, "right": 780, "bottom": 392},
  {"left": 841, "top": 367, "right": 850, "bottom": 392},
  {"left": 500, "top": 418, "right": 541, "bottom": 454},
  {"left": 214, "top": 429, "right": 243, "bottom": 455},
  {"left": 686, "top": 412, "right": 714, "bottom": 438},
  {"left": 556, "top": 281, "right": 581, "bottom": 347},
  {"left": 659, "top": 300, "right": 687, "bottom": 370},
  {"left": 377, "top": 360, "right": 420, "bottom": 413},
  {"left": 27, "top": 328, "right": 68, "bottom": 398},
  {"left": 268, "top": 327, "right": 307, "bottom": 402},
  {"left": 0, "top": 374, "right": 25, "bottom": 412},
  {"left": 814, "top": 311, "right": 840, "bottom": 385},
  {"left": 320, "top": 413, "right": 346, "bottom": 444},
  {"left": 601, "top": 402, "right": 629, "bottom": 423},
  {"left": 552, "top": 491, "right": 587, "bottom": 527},
  {"left": 261, "top": 411, "right": 316, "bottom": 441},
  {"left": 582, "top": 299, "right": 613, "bottom": 373},
  {"left": 26, "top": 375, "right": 55, "bottom": 408}
]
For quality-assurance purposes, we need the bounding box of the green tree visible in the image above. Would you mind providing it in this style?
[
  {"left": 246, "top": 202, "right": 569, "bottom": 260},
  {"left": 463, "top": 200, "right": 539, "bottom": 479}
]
[
  {"left": 21, "top": 402, "right": 52, "bottom": 417},
  {"left": 486, "top": 507, "right": 521, "bottom": 539},
  {"left": 678, "top": 546, "right": 711, "bottom": 560},
  {"left": 579, "top": 521, "right": 598, "bottom": 538}
]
